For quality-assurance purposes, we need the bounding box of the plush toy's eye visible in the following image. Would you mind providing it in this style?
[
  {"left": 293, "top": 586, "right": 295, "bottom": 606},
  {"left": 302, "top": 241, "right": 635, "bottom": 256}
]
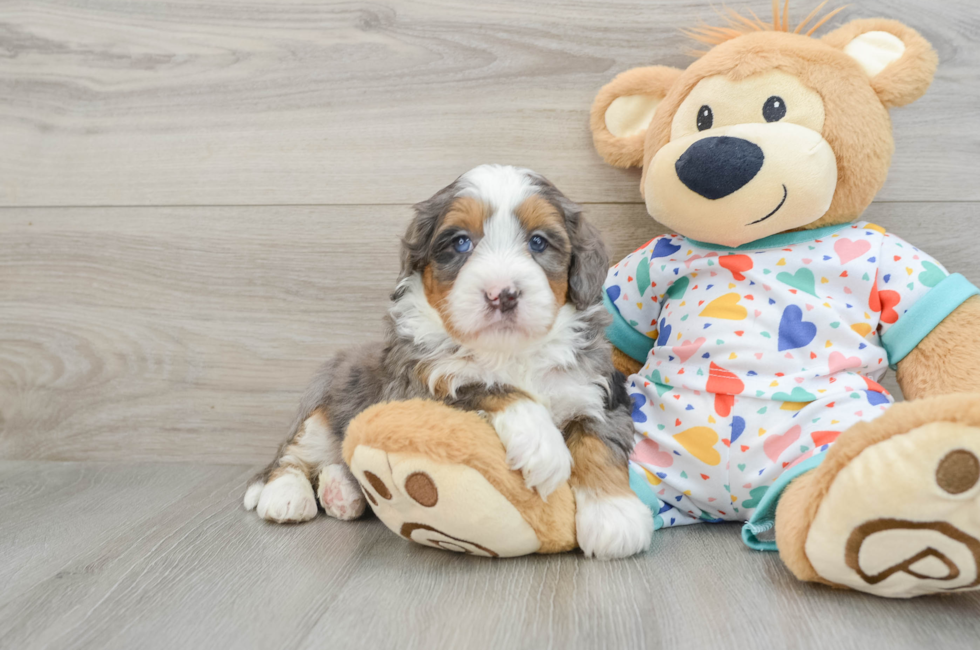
[
  {"left": 453, "top": 235, "right": 473, "bottom": 253},
  {"left": 528, "top": 234, "right": 549, "bottom": 253},
  {"left": 763, "top": 96, "right": 787, "bottom": 122},
  {"left": 696, "top": 105, "right": 713, "bottom": 131}
]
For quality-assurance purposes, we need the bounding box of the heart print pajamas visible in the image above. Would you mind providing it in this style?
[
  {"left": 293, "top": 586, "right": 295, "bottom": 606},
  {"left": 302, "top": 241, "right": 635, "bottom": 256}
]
[{"left": 604, "top": 222, "right": 979, "bottom": 536}]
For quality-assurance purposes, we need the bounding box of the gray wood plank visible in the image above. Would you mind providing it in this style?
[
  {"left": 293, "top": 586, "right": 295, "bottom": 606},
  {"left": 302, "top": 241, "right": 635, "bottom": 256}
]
[
  {"left": 0, "top": 461, "right": 977, "bottom": 650},
  {"left": 0, "top": 462, "right": 251, "bottom": 608},
  {"left": 2, "top": 202, "right": 976, "bottom": 463},
  {"left": 0, "top": 203, "right": 659, "bottom": 464},
  {"left": 0, "top": 461, "right": 387, "bottom": 650},
  {"left": 1, "top": 0, "right": 977, "bottom": 206}
]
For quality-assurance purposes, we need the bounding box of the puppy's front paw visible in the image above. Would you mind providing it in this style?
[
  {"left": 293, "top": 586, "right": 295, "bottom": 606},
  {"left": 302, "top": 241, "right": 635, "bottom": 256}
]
[
  {"left": 492, "top": 401, "right": 572, "bottom": 500},
  {"left": 256, "top": 469, "right": 318, "bottom": 524},
  {"left": 574, "top": 489, "right": 654, "bottom": 560}
]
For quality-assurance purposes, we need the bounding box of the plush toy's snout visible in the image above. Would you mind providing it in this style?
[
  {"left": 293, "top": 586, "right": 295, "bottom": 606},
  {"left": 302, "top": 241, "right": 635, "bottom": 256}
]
[
  {"left": 646, "top": 120, "right": 837, "bottom": 246},
  {"left": 674, "top": 136, "right": 764, "bottom": 200}
]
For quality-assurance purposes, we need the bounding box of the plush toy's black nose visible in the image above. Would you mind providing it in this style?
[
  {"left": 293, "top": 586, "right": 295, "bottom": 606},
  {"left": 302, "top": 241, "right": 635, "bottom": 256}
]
[{"left": 674, "top": 136, "right": 765, "bottom": 200}]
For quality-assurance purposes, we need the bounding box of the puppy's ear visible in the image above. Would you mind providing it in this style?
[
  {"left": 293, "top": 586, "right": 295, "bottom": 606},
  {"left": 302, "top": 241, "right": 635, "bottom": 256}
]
[
  {"left": 532, "top": 175, "right": 609, "bottom": 310},
  {"left": 822, "top": 19, "right": 937, "bottom": 108},
  {"left": 591, "top": 66, "right": 683, "bottom": 168},
  {"left": 397, "top": 180, "right": 458, "bottom": 285},
  {"left": 567, "top": 215, "right": 610, "bottom": 311}
]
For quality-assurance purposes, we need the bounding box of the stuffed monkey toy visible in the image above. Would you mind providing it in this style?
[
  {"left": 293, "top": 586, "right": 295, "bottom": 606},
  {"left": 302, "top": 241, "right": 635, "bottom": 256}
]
[{"left": 343, "top": 5, "right": 980, "bottom": 598}]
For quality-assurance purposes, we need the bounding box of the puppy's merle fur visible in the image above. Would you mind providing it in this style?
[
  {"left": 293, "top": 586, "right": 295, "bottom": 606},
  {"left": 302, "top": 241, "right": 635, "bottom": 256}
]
[{"left": 244, "top": 166, "right": 645, "bottom": 557}]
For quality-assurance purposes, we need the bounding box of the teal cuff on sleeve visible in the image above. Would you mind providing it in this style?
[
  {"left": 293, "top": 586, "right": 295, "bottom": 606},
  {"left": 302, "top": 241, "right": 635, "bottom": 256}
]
[
  {"left": 629, "top": 465, "right": 663, "bottom": 532},
  {"left": 602, "top": 291, "right": 655, "bottom": 363},
  {"left": 880, "top": 273, "right": 979, "bottom": 370},
  {"left": 742, "top": 452, "right": 827, "bottom": 552}
]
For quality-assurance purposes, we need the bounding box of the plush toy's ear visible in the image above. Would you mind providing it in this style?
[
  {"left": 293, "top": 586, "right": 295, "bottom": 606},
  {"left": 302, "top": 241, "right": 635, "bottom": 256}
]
[
  {"left": 822, "top": 18, "right": 938, "bottom": 108},
  {"left": 591, "top": 66, "right": 683, "bottom": 168}
]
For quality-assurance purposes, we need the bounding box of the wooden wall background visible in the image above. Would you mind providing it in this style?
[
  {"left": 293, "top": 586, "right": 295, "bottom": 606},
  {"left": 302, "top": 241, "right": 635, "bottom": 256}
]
[{"left": 2, "top": 0, "right": 979, "bottom": 465}]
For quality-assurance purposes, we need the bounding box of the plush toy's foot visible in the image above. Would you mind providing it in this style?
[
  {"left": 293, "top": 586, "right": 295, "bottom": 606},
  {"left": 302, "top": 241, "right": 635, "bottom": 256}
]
[
  {"left": 776, "top": 394, "right": 980, "bottom": 598},
  {"left": 343, "top": 400, "right": 577, "bottom": 557},
  {"left": 346, "top": 444, "right": 541, "bottom": 556}
]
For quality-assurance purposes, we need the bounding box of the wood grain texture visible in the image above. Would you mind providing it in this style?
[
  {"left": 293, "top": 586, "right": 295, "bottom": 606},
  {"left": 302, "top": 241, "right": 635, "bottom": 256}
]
[
  {"left": 1, "top": 201, "right": 976, "bottom": 463},
  {"left": 0, "top": 461, "right": 978, "bottom": 650},
  {"left": 3, "top": 1, "right": 980, "bottom": 644},
  {"left": 1, "top": 0, "right": 978, "bottom": 206},
  {"left": 0, "top": 203, "right": 659, "bottom": 463}
]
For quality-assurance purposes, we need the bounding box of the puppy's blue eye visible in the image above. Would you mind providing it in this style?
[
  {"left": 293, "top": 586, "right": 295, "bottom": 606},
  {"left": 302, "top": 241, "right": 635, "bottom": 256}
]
[
  {"left": 453, "top": 235, "right": 473, "bottom": 253},
  {"left": 529, "top": 235, "right": 548, "bottom": 253}
]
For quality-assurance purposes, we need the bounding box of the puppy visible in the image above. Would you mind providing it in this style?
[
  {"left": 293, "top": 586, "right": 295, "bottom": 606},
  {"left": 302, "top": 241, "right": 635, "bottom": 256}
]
[{"left": 244, "top": 164, "right": 653, "bottom": 559}]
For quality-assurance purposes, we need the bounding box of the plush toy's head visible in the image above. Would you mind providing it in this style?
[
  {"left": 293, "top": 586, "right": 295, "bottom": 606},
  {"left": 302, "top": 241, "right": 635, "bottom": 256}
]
[{"left": 590, "top": 5, "right": 937, "bottom": 247}]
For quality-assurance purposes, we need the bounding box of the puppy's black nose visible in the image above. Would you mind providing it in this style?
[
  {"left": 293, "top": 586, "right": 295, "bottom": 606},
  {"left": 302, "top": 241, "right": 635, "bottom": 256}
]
[
  {"left": 498, "top": 289, "right": 519, "bottom": 313},
  {"left": 675, "top": 136, "right": 764, "bottom": 200},
  {"left": 486, "top": 288, "right": 520, "bottom": 313}
]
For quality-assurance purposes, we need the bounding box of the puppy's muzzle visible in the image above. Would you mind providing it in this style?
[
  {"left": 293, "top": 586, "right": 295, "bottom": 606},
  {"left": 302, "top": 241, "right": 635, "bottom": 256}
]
[
  {"left": 675, "top": 136, "right": 764, "bottom": 200},
  {"left": 485, "top": 287, "right": 520, "bottom": 313}
]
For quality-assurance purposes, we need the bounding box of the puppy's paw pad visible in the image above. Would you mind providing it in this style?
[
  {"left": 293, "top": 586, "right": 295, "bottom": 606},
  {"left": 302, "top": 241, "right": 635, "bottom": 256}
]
[
  {"left": 318, "top": 464, "right": 366, "bottom": 521},
  {"left": 256, "top": 471, "right": 318, "bottom": 523},
  {"left": 575, "top": 491, "right": 653, "bottom": 560}
]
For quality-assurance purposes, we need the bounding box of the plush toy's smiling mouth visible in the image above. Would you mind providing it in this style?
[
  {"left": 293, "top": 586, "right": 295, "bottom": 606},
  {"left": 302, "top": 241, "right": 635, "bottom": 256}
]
[{"left": 747, "top": 184, "right": 788, "bottom": 226}]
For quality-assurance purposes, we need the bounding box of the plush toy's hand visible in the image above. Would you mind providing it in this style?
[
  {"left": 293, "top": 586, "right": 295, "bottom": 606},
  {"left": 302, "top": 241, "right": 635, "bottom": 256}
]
[
  {"left": 491, "top": 400, "right": 573, "bottom": 500},
  {"left": 897, "top": 296, "right": 980, "bottom": 399},
  {"left": 612, "top": 346, "right": 642, "bottom": 377}
]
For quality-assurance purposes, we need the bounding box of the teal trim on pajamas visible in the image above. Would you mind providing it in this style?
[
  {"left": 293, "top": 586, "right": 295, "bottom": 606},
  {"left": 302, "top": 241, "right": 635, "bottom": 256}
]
[
  {"left": 880, "top": 273, "right": 979, "bottom": 369},
  {"left": 686, "top": 223, "right": 848, "bottom": 252},
  {"left": 602, "top": 292, "right": 655, "bottom": 363},
  {"left": 629, "top": 465, "right": 664, "bottom": 531},
  {"left": 741, "top": 453, "right": 828, "bottom": 552}
]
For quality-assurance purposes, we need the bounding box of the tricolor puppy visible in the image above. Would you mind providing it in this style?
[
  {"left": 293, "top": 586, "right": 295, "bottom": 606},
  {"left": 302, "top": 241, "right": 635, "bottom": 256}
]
[{"left": 244, "top": 164, "right": 653, "bottom": 559}]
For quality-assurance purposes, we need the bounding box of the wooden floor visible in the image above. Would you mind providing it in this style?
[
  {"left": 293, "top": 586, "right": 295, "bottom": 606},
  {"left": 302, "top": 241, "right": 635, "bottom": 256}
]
[
  {"left": 2, "top": 461, "right": 979, "bottom": 650},
  {"left": 2, "top": 1, "right": 980, "bottom": 648}
]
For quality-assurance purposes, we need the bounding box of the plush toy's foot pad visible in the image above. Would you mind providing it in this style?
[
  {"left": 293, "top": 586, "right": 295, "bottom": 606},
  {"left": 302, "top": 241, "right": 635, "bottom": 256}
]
[
  {"left": 348, "top": 444, "right": 542, "bottom": 557},
  {"left": 803, "top": 420, "right": 980, "bottom": 597}
]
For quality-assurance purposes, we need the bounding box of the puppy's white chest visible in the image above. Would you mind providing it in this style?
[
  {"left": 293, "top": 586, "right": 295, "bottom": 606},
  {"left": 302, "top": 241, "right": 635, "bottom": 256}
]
[{"left": 499, "top": 364, "right": 605, "bottom": 426}]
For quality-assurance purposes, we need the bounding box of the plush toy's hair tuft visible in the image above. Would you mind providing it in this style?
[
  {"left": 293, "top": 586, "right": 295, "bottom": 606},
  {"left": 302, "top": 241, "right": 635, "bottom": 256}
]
[{"left": 683, "top": 1, "right": 848, "bottom": 52}]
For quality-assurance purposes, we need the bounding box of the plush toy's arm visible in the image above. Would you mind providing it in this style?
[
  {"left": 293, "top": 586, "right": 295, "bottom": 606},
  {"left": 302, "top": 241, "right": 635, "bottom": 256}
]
[
  {"left": 895, "top": 295, "right": 980, "bottom": 399},
  {"left": 612, "top": 346, "right": 642, "bottom": 377}
]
